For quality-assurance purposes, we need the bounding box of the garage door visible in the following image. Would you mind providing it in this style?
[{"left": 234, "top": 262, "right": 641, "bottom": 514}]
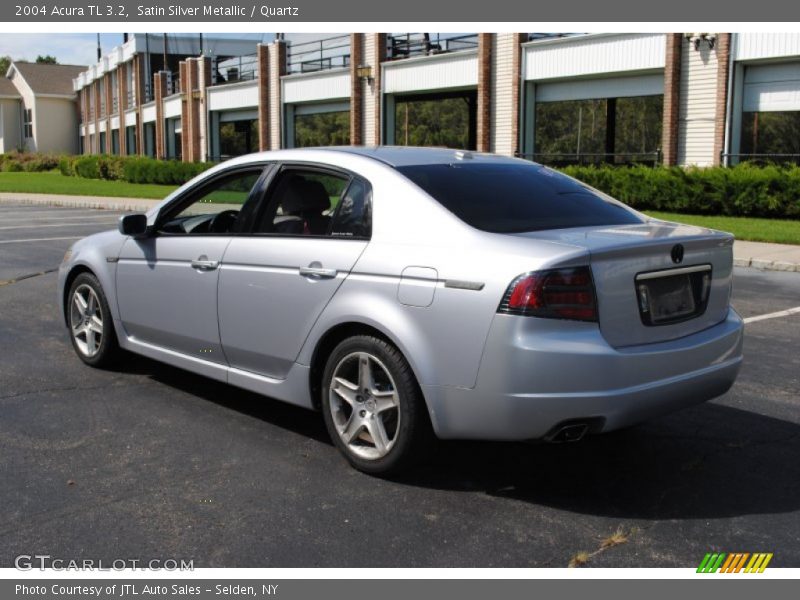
[
  {"left": 536, "top": 73, "right": 663, "bottom": 102},
  {"left": 743, "top": 62, "right": 800, "bottom": 112}
]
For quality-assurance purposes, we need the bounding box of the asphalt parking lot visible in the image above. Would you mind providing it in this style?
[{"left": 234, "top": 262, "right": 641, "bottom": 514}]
[{"left": 1, "top": 201, "right": 799, "bottom": 568}]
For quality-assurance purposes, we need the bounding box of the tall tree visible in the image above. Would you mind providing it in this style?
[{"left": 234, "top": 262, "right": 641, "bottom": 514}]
[
  {"left": 0, "top": 55, "right": 11, "bottom": 75},
  {"left": 35, "top": 55, "right": 58, "bottom": 64}
]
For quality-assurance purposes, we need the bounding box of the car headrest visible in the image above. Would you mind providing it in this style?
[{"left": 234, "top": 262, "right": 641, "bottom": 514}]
[{"left": 282, "top": 176, "right": 330, "bottom": 214}]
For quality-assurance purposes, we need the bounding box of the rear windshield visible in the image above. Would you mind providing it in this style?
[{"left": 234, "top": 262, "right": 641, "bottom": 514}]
[{"left": 396, "top": 162, "right": 644, "bottom": 233}]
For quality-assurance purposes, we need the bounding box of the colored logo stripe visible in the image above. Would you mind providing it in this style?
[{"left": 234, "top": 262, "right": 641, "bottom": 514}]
[{"left": 697, "top": 552, "right": 772, "bottom": 573}]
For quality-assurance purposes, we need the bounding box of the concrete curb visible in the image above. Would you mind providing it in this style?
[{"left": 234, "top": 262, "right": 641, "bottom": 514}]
[
  {"left": 2, "top": 193, "right": 799, "bottom": 274},
  {"left": 734, "top": 257, "right": 799, "bottom": 272},
  {"left": 0, "top": 192, "right": 159, "bottom": 213}
]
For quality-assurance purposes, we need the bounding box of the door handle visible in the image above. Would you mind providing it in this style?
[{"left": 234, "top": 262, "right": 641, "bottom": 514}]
[
  {"left": 299, "top": 265, "right": 337, "bottom": 279},
  {"left": 191, "top": 256, "right": 219, "bottom": 271}
]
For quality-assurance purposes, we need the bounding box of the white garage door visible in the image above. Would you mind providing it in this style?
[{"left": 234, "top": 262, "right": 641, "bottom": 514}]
[
  {"left": 743, "top": 62, "right": 800, "bottom": 112},
  {"left": 536, "top": 73, "right": 664, "bottom": 103}
]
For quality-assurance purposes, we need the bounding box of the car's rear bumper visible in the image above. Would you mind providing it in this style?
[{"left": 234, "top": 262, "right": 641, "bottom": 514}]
[{"left": 422, "top": 308, "right": 744, "bottom": 440}]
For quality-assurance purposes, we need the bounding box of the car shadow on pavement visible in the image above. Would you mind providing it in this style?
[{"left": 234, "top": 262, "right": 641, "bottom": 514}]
[
  {"left": 117, "top": 353, "right": 800, "bottom": 521},
  {"left": 401, "top": 402, "right": 800, "bottom": 520}
]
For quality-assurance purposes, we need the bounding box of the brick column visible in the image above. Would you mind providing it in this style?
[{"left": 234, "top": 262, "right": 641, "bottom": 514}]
[
  {"left": 490, "top": 33, "right": 526, "bottom": 157},
  {"left": 81, "top": 88, "right": 90, "bottom": 154},
  {"left": 153, "top": 71, "right": 168, "bottom": 159},
  {"left": 477, "top": 33, "right": 492, "bottom": 153},
  {"left": 133, "top": 55, "right": 145, "bottom": 155},
  {"left": 268, "top": 40, "right": 287, "bottom": 150},
  {"left": 713, "top": 33, "right": 732, "bottom": 166},
  {"left": 349, "top": 33, "right": 363, "bottom": 146},
  {"left": 180, "top": 60, "right": 202, "bottom": 162},
  {"left": 118, "top": 64, "right": 127, "bottom": 155},
  {"left": 257, "top": 43, "right": 270, "bottom": 151},
  {"left": 362, "top": 33, "right": 385, "bottom": 145},
  {"left": 93, "top": 80, "right": 101, "bottom": 153},
  {"left": 104, "top": 73, "right": 113, "bottom": 153},
  {"left": 661, "top": 33, "right": 683, "bottom": 166},
  {"left": 197, "top": 56, "right": 212, "bottom": 162}
]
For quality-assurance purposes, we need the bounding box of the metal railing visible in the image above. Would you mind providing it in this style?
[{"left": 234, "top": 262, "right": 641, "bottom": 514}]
[
  {"left": 517, "top": 151, "right": 662, "bottom": 167},
  {"left": 126, "top": 89, "right": 136, "bottom": 109},
  {"left": 721, "top": 152, "right": 800, "bottom": 166},
  {"left": 286, "top": 34, "right": 351, "bottom": 74},
  {"left": 213, "top": 53, "right": 258, "bottom": 85},
  {"left": 112, "top": 96, "right": 119, "bottom": 114},
  {"left": 169, "top": 71, "right": 181, "bottom": 95},
  {"left": 387, "top": 33, "right": 479, "bottom": 60}
]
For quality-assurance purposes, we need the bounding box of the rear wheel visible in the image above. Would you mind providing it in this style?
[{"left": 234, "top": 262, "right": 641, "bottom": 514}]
[
  {"left": 67, "top": 272, "right": 120, "bottom": 368},
  {"left": 321, "top": 335, "right": 433, "bottom": 475}
]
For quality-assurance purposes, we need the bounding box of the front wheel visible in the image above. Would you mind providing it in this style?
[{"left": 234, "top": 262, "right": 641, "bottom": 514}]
[
  {"left": 67, "top": 272, "right": 120, "bottom": 368},
  {"left": 321, "top": 335, "right": 433, "bottom": 475}
]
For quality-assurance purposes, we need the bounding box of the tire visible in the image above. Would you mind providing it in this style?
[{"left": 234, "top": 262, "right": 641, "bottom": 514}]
[
  {"left": 321, "top": 335, "right": 434, "bottom": 475},
  {"left": 66, "top": 272, "right": 120, "bottom": 368}
]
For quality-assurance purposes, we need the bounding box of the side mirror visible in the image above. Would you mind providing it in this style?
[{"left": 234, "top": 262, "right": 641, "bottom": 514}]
[{"left": 118, "top": 213, "right": 149, "bottom": 238}]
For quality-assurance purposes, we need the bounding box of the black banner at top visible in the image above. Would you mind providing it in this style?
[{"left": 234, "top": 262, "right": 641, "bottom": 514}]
[{"left": 1, "top": 0, "right": 798, "bottom": 22}]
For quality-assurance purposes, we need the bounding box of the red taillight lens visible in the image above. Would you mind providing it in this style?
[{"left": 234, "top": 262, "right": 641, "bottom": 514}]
[{"left": 499, "top": 266, "right": 598, "bottom": 322}]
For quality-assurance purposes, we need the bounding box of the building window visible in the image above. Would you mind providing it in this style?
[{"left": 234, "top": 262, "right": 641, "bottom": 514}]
[
  {"left": 740, "top": 111, "right": 800, "bottom": 164},
  {"left": 23, "top": 108, "right": 33, "bottom": 138},
  {"left": 218, "top": 119, "right": 259, "bottom": 159},
  {"left": 294, "top": 112, "right": 350, "bottom": 148},
  {"left": 393, "top": 92, "right": 477, "bottom": 150},
  {"left": 533, "top": 95, "right": 663, "bottom": 166},
  {"left": 111, "top": 129, "right": 120, "bottom": 155},
  {"left": 126, "top": 125, "right": 136, "bottom": 154}
]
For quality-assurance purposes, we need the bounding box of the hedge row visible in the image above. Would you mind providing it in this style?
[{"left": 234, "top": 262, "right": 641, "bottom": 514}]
[
  {"left": 3, "top": 152, "right": 800, "bottom": 219},
  {"left": 0, "top": 152, "right": 61, "bottom": 173},
  {"left": 58, "top": 155, "right": 214, "bottom": 185},
  {"left": 561, "top": 163, "right": 800, "bottom": 219}
]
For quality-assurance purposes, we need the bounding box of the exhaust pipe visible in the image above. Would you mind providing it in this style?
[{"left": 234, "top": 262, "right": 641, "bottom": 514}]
[{"left": 549, "top": 423, "right": 589, "bottom": 443}]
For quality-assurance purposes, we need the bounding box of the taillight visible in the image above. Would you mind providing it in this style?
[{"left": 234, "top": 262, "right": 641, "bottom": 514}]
[{"left": 498, "top": 266, "right": 598, "bottom": 322}]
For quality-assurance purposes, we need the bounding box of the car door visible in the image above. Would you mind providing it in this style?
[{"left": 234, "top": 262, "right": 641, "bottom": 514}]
[
  {"left": 115, "top": 165, "right": 269, "bottom": 363},
  {"left": 218, "top": 165, "right": 372, "bottom": 378}
]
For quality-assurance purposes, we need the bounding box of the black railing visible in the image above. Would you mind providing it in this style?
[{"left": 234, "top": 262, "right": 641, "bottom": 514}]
[
  {"left": 213, "top": 53, "right": 258, "bottom": 85},
  {"left": 169, "top": 72, "right": 181, "bottom": 95},
  {"left": 517, "top": 151, "right": 662, "bottom": 167},
  {"left": 286, "top": 34, "right": 351, "bottom": 74},
  {"left": 721, "top": 152, "right": 800, "bottom": 166},
  {"left": 126, "top": 89, "right": 136, "bottom": 109},
  {"left": 387, "top": 33, "right": 479, "bottom": 60}
]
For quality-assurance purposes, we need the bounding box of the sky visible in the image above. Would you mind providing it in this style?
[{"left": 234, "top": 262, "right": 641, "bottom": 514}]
[{"left": 0, "top": 33, "right": 275, "bottom": 66}]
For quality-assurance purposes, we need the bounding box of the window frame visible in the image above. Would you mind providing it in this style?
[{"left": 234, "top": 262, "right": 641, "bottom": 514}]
[
  {"left": 151, "top": 162, "right": 274, "bottom": 238},
  {"left": 242, "top": 161, "right": 373, "bottom": 242},
  {"left": 23, "top": 108, "right": 33, "bottom": 139}
]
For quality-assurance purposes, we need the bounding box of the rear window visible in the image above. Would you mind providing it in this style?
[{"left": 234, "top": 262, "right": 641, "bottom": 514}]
[{"left": 396, "top": 162, "right": 644, "bottom": 233}]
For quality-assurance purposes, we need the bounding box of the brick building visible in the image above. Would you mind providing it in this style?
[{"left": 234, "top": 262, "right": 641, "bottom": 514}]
[{"left": 73, "top": 32, "right": 800, "bottom": 167}]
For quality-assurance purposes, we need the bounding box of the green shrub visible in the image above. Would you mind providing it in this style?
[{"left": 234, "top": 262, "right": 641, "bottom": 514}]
[
  {"left": 72, "top": 155, "right": 101, "bottom": 179},
  {"left": 559, "top": 163, "right": 800, "bottom": 220},
  {"left": 58, "top": 155, "right": 77, "bottom": 176},
  {"left": 2, "top": 160, "right": 24, "bottom": 172}
]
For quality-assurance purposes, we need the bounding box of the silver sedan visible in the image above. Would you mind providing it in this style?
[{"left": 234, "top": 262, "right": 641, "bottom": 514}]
[{"left": 58, "top": 147, "right": 744, "bottom": 474}]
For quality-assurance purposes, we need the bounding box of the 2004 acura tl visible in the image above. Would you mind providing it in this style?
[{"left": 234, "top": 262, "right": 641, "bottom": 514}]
[{"left": 58, "top": 147, "right": 744, "bottom": 474}]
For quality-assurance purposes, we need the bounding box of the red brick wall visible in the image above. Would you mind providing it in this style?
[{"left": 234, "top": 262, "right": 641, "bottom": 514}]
[
  {"left": 713, "top": 33, "right": 732, "bottom": 166},
  {"left": 661, "top": 33, "right": 683, "bottom": 166}
]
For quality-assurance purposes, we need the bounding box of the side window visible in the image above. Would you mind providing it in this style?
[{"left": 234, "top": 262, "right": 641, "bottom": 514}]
[
  {"left": 331, "top": 178, "right": 372, "bottom": 239},
  {"left": 158, "top": 169, "right": 263, "bottom": 235},
  {"left": 254, "top": 169, "right": 349, "bottom": 236}
]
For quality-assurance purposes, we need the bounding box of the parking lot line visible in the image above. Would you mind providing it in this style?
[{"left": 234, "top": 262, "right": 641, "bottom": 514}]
[
  {"left": 0, "top": 236, "right": 82, "bottom": 244},
  {"left": 743, "top": 306, "right": 800, "bottom": 324},
  {"left": 0, "top": 214, "right": 125, "bottom": 223}
]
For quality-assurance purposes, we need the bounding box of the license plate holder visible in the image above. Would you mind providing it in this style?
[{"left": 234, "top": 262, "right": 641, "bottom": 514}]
[{"left": 644, "top": 274, "right": 696, "bottom": 323}]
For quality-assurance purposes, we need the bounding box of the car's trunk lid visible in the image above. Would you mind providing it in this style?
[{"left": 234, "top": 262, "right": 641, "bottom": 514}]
[{"left": 515, "top": 220, "right": 734, "bottom": 348}]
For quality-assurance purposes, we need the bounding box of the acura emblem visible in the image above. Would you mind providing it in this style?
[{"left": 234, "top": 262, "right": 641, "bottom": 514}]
[{"left": 671, "top": 244, "right": 684, "bottom": 264}]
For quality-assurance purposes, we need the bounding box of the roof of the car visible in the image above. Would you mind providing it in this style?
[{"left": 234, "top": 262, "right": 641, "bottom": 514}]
[{"left": 286, "top": 146, "right": 524, "bottom": 168}]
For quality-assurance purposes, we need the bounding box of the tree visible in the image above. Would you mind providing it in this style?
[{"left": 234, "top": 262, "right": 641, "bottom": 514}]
[
  {"left": 35, "top": 55, "right": 58, "bottom": 64},
  {"left": 0, "top": 55, "right": 10, "bottom": 76}
]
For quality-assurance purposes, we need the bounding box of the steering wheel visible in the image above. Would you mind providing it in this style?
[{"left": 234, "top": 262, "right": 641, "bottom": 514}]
[{"left": 208, "top": 210, "right": 240, "bottom": 233}]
